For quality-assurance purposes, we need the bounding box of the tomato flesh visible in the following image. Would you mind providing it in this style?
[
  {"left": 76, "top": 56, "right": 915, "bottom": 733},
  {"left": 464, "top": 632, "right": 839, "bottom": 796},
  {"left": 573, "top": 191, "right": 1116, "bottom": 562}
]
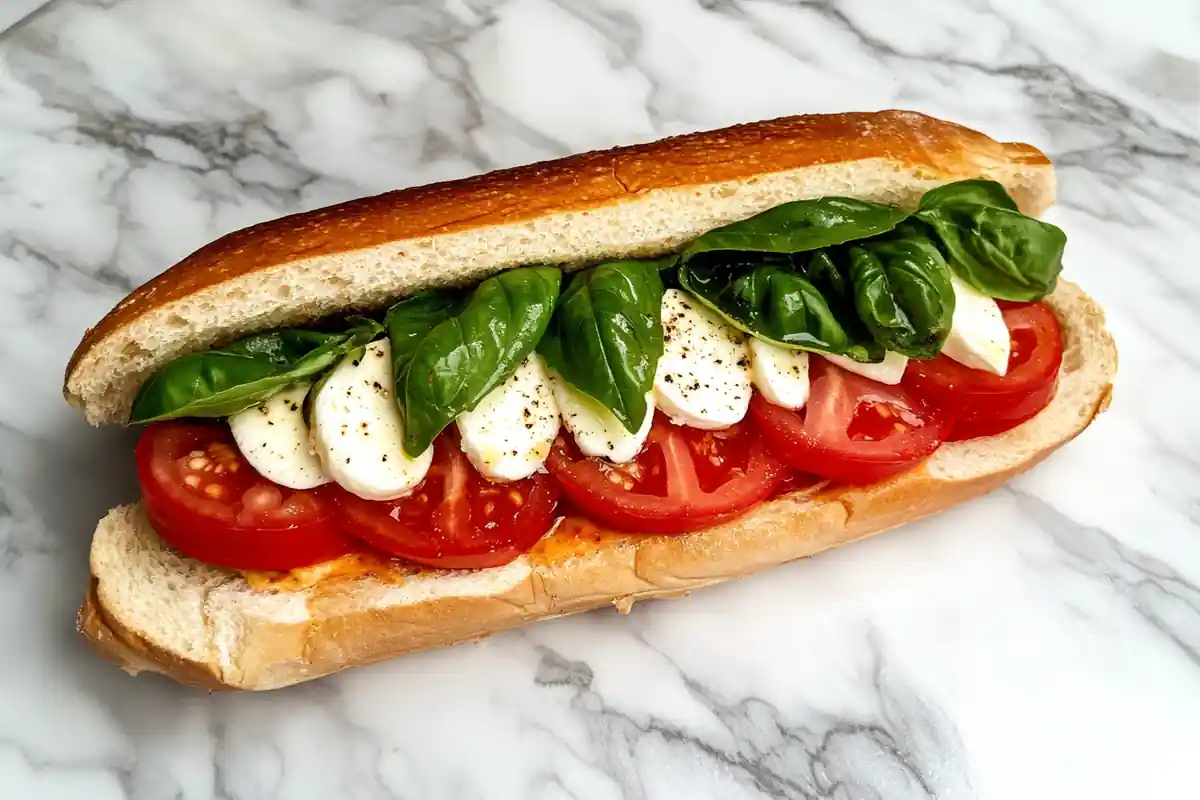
[
  {"left": 749, "top": 360, "right": 951, "bottom": 484},
  {"left": 904, "top": 302, "right": 1063, "bottom": 436},
  {"left": 136, "top": 422, "right": 357, "bottom": 571},
  {"left": 546, "top": 415, "right": 789, "bottom": 534},
  {"left": 330, "top": 432, "right": 560, "bottom": 569}
]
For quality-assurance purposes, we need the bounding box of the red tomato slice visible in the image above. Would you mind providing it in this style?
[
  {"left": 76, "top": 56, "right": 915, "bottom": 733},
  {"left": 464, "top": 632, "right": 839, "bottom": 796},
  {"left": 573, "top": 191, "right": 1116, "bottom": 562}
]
[
  {"left": 903, "top": 302, "right": 1063, "bottom": 435},
  {"left": 136, "top": 422, "right": 358, "bottom": 571},
  {"left": 946, "top": 411, "right": 1043, "bottom": 442},
  {"left": 330, "top": 432, "right": 560, "bottom": 569},
  {"left": 749, "top": 359, "right": 951, "bottom": 484},
  {"left": 546, "top": 415, "right": 789, "bottom": 534}
]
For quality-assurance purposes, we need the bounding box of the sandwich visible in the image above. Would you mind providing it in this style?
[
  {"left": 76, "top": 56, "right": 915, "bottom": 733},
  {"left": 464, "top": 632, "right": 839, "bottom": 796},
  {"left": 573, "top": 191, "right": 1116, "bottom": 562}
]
[{"left": 66, "top": 110, "right": 1117, "bottom": 690}]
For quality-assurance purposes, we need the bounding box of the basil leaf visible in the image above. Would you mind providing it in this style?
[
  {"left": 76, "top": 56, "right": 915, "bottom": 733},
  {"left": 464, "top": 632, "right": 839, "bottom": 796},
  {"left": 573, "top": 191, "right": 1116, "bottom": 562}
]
[
  {"left": 385, "top": 289, "right": 466, "bottom": 380},
  {"left": 682, "top": 197, "right": 910, "bottom": 260},
  {"left": 129, "top": 320, "right": 384, "bottom": 423},
  {"left": 918, "top": 178, "right": 1019, "bottom": 213},
  {"left": 678, "top": 254, "right": 881, "bottom": 362},
  {"left": 916, "top": 204, "right": 1066, "bottom": 301},
  {"left": 654, "top": 254, "right": 681, "bottom": 272},
  {"left": 915, "top": 179, "right": 1065, "bottom": 301},
  {"left": 539, "top": 260, "right": 664, "bottom": 433},
  {"left": 843, "top": 232, "right": 955, "bottom": 359},
  {"left": 402, "top": 266, "right": 561, "bottom": 455},
  {"left": 798, "top": 249, "right": 887, "bottom": 362}
]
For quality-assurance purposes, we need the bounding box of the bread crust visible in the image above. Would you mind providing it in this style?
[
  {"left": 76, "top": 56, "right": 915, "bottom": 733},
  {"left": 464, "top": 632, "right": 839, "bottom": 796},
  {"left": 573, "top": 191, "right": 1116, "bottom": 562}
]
[
  {"left": 78, "top": 579, "right": 230, "bottom": 691},
  {"left": 79, "top": 282, "right": 1116, "bottom": 690},
  {"left": 64, "top": 110, "right": 1051, "bottom": 423}
]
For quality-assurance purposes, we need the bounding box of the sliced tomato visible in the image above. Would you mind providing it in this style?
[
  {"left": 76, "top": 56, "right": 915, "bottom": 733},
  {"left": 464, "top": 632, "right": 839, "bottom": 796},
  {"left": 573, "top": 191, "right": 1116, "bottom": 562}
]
[
  {"left": 136, "top": 422, "right": 357, "bottom": 571},
  {"left": 546, "top": 415, "right": 788, "bottom": 534},
  {"left": 904, "top": 302, "right": 1063, "bottom": 437},
  {"left": 946, "top": 412, "right": 1043, "bottom": 442},
  {"left": 330, "top": 432, "right": 559, "bottom": 569},
  {"left": 749, "top": 359, "right": 951, "bottom": 484}
]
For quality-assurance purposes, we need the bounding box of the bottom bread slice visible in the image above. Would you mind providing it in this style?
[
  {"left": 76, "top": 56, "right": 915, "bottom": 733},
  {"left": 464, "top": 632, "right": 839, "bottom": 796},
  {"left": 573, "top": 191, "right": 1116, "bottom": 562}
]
[{"left": 78, "top": 280, "right": 1116, "bottom": 691}]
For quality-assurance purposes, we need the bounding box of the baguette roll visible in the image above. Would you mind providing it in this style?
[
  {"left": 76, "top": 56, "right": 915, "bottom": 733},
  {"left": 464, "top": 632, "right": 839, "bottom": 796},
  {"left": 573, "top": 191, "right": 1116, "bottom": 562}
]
[{"left": 69, "top": 111, "right": 1116, "bottom": 691}]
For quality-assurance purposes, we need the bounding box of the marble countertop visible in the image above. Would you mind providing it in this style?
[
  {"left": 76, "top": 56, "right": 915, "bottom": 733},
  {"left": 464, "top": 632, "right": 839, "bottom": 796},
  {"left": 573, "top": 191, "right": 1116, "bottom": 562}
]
[{"left": 2, "top": 1, "right": 1198, "bottom": 797}]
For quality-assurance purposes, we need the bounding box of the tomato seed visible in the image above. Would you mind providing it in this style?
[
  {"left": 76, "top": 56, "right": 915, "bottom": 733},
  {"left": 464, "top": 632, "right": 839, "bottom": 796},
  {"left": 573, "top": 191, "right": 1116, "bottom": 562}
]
[
  {"left": 204, "top": 485, "right": 224, "bottom": 499},
  {"left": 187, "top": 457, "right": 208, "bottom": 470},
  {"left": 184, "top": 475, "right": 201, "bottom": 488}
]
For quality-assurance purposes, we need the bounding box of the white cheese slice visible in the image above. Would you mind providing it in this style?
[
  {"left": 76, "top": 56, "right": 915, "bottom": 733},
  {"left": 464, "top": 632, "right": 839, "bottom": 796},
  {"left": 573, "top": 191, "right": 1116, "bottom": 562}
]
[
  {"left": 551, "top": 376, "right": 653, "bottom": 464},
  {"left": 748, "top": 339, "right": 810, "bottom": 409},
  {"left": 311, "top": 339, "right": 432, "bottom": 500},
  {"left": 942, "top": 274, "right": 1011, "bottom": 375},
  {"left": 228, "top": 382, "right": 329, "bottom": 490},
  {"left": 823, "top": 350, "right": 910, "bottom": 385},
  {"left": 457, "top": 354, "right": 560, "bottom": 482},
  {"left": 653, "top": 289, "right": 752, "bottom": 430}
]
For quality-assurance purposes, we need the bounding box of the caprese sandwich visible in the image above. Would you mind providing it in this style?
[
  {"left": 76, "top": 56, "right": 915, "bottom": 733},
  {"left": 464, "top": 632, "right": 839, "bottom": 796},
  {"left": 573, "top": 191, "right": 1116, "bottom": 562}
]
[{"left": 68, "top": 111, "right": 1116, "bottom": 690}]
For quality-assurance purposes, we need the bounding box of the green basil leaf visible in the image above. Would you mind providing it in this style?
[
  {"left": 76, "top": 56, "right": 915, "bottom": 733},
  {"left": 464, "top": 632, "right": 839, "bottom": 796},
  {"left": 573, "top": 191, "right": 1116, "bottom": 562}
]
[
  {"left": 918, "top": 178, "right": 1019, "bottom": 213},
  {"left": 385, "top": 289, "right": 466, "bottom": 381},
  {"left": 654, "top": 254, "right": 681, "bottom": 272},
  {"left": 916, "top": 204, "right": 1066, "bottom": 301},
  {"left": 129, "top": 320, "right": 383, "bottom": 423},
  {"left": 678, "top": 254, "right": 882, "bottom": 362},
  {"left": 843, "top": 232, "right": 955, "bottom": 359},
  {"left": 538, "top": 260, "right": 664, "bottom": 433},
  {"left": 402, "top": 266, "right": 561, "bottom": 455},
  {"left": 804, "top": 250, "right": 854, "bottom": 307},
  {"left": 682, "top": 197, "right": 911, "bottom": 260}
]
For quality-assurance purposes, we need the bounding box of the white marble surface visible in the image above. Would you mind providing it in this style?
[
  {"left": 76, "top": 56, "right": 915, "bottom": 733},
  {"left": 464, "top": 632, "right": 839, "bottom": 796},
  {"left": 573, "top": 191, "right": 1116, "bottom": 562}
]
[
  {"left": 0, "top": 0, "right": 46, "bottom": 36},
  {"left": 1, "top": 0, "right": 1198, "bottom": 797}
]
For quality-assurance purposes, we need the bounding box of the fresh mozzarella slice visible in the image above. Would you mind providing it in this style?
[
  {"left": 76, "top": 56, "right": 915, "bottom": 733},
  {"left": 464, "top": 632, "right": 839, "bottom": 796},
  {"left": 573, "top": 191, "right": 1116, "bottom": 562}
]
[
  {"left": 823, "top": 350, "right": 910, "bottom": 385},
  {"left": 942, "top": 274, "right": 1011, "bottom": 375},
  {"left": 748, "top": 339, "right": 809, "bottom": 410},
  {"left": 456, "top": 355, "right": 560, "bottom": 482},
  {"left": 550, "top": 376, "right": 653, "bottom": 464},
  {"left": 228, "top": 382, "right": 329, "bottom": 490},
  {"left": 311, "top": 339, "right": 432, "bottom": 500},
  {"left": 653, "top": 289, "right": 752, "bottom": 429}
]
